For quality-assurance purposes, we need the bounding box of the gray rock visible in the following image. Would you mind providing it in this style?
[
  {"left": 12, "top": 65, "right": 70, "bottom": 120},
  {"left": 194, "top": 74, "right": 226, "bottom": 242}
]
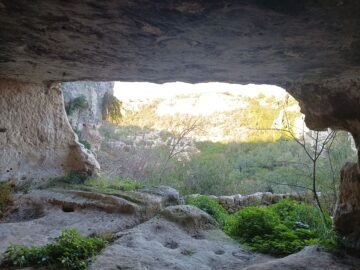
[
  {"left": 160, "top": 205, "right": 217, "bottom": 232},
  {"left": 243, "top": 246, "right": 360, "bottom": 270},
  {"left": 89, "top": 215, "right": 270, "bottom": 270}
]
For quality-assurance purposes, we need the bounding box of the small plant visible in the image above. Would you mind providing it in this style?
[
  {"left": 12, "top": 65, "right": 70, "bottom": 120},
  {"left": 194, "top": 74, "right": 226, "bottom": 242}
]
[
  {"left": 181, "top": 249, "right": 195, "bottom": 256},
  {"left": 63, "top": 172, "right": 88, "bottom": 185},
  {"left": 66, "top": 96, "right": 89, "bottom": 116},
  {"left": 1, "top": 228, "right": 108, "bottom": 270},
  {"left": 79, "top": 138, "right": 91, "bottom": 150},
  {"left": 186, "top": 195, "right": 229, "bottom": 226},
  {"left": 73, "top": 128, "right": 92, "bottom": 150},
  {"left": 102, "top": 92, "right": 122, "bottom": 123},
  {"left": 0, "top": 182, "right": 14, "bottom": 219}
]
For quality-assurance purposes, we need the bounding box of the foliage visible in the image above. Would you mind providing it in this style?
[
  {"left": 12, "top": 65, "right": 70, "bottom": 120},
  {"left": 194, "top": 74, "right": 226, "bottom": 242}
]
[
  {"left": 73, "top": 128, "right": 91, "bottom": 150},
  {"left": 1, "top": 228, "right": 108, "bottom": 270},
  {"left": 66, "top": 96, "right": 89, "bottom": 116},
  {"left": 0, "top": 182, "right": 14, "bottom": 219},
  {"left": 98, "top": 93, "right": 356, "bottom": 214},
  {"left": 84, "top": 177, "right": 143, "bottom": 192},
  {"left": 62, "top": 172, "right": 89, "bottom": 185},
  {"left": 102, "top": 92, "right": 122, "bottom": 123},
  {"left": 186, "top": 195, "right": 229, "bottom": 225},
  {"left": 223, "top": 199, "right": 335, "bottom": 255},
  {"left": 79, "top": 138, "right": 91, "bottom": 150},
  {"left": 181, "top": 249, "right": 195, "bottom": 256}
]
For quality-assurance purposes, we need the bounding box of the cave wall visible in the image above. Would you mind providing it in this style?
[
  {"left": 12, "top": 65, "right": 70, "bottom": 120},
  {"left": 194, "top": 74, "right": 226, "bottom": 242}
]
[
  {"left": 62, "top": 81, "right": 114, "bottom": 131},
  {"left": 0, "top": 0, "right": 360, "bottom": 244},
  {"left": 0, "top": 79, "right": 99, "bottom": 185}
]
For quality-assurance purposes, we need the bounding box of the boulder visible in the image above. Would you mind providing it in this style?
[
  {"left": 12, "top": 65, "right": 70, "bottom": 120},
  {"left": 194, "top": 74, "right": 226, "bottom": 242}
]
[
  {"left": 243, "top": 246, "right": 360, "bottom": 270},
  {"left": 160, "top": 205, "right": 217, "bottom": 232}
]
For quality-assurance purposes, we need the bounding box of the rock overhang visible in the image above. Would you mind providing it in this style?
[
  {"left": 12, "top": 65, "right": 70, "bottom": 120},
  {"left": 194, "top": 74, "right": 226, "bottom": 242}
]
[{"left": 0, "top": 0, "right": 359, "bottom": 85}]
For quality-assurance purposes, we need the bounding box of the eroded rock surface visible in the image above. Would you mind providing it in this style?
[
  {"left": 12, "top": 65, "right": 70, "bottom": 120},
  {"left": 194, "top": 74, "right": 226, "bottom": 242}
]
[
  {"left": 0, "top": 186, "right": 181, "bottom": 256},
  {"left": 0, "top": 79, "right": 99, "bottom": 185},
  {"left": 62, "top": 81, "right": 114, "bottom": 151},
  {"left": 243, "top": 246, "right": 360, "bottom": 270},
  {"left": 89, "top": 207, "right": 270, "bottom": 270},
  {"left": 333, "top": 162, "right": 360, "bottom": 250}
]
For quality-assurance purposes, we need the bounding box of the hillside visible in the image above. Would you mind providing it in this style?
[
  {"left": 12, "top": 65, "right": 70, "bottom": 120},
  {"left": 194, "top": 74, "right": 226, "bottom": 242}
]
[
  {"left": 116, "top": 84, "right": 301, "bottom": 143},
  {"left": 94, "top": 84, "right": 356, "bottom": 213}
]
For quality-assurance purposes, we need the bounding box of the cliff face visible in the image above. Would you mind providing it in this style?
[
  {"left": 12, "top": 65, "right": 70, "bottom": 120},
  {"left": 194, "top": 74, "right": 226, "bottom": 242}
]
[
  {"left": 61, "top": 81, "right": 114, "bottom": 151},
  {"left": 62, "top": 82, "right": 114, "bottom": 131},
  {"left": 0, "top": 79, "right": 99, "bottom": 185}
]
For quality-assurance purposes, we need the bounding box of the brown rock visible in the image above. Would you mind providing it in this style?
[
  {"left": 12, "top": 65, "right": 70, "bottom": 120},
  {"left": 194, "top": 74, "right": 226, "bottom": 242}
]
[{"left": 333, "top": 162, "right": 360, "bottom": 250}]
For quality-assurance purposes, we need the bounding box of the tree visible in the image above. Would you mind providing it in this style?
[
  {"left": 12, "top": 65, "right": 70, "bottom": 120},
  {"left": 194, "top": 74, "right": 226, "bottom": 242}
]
[
  {"left": 262, "top": 107, "right": 337, "bottom": 222},
  {"left": 158, "top": 116, "right": 204, "bottom": 182}
]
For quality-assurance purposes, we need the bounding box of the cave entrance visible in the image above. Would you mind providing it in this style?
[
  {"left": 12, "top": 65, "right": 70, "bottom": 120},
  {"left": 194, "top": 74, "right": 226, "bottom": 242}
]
[{"left": 62, "top": 81, "right": 356, "bottom": 214}]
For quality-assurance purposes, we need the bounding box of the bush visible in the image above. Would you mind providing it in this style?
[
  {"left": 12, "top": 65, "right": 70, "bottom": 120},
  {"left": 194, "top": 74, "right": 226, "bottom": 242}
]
[
  {"left": 1, "top": 228, "right": 108, "bottom": 270},
  {"left": 102, "top": 92, "right": 122, "bottom": 123},
  {"left": 269, "top": 199, "right": 331, "bottom": 235},
  {"left": 63, "top": 172, "right": 88, "bottom": 185},
  {"left": 0, "top": 182, "right": 14, "bottom": 219},
  {"left": 186, "top": 195, "right": 229, "bottom": 225},
  {"left": 224, "top": 200, "right": 329, "bottom": 255},
  {"left": 66, "top": 96, "right": 89, "bottom": 116},
  {"left": 79, "top": 138, "right": 92, "bottom": 150}
]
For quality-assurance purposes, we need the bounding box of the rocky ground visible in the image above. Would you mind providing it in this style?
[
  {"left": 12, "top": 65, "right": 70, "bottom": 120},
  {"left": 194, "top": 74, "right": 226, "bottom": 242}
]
[{"left": 0, "top": 187, "right": 359, "bottom": 270}]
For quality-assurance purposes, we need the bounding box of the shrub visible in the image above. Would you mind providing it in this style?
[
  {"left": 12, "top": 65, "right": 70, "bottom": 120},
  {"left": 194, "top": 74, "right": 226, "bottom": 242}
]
[
  {"left": 224, "top": 200, "right": 327, "bottom": 255},
  {"left": 0, "top": 182, "right": 14, "bottom": 219},
  {"left": 186, "top": 195, "right": 229, "bottom": 225},
  {"left": 66, "top": 96, "right": 89, "bottom": 116},
  {"left": 63, "top": 172, "right": 88, "bottom": 185},
  {"left": 1, "top": 228, "right": 108, "bottom": 270},
  {"left": 79, "top": 138, "right": 92, "bottom": 150},
  {"left": 269, "top": 199, "right": 331, "bottom": 236},
  {"left": 102, "top": 92, "right": 122, "bottom": 123}
]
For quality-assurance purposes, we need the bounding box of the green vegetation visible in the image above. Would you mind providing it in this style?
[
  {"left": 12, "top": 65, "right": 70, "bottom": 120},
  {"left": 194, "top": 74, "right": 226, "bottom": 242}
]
[
  {"left": 84, "top": 177, "right": 143, "bottom": 192},
  {"left": 186, "top": 195, "right": 229, "bottom": 225},
  {"left": 79, "top": 138, "right": 91, "bottom": 150},
  {"left": 100, "top": 117, "right": 355, "bottom": 213},
  {"left": 0, "top": 182, "right": 14, "bottom": 219},
  {"left": 62, "top": 172, "right": 89, "bottom": 185},
  {"left": 73, "top": 128, "right": 92, "bottom": 150},
  {"left": 1, "top": 229, "right": 108, "bottom": 270},
  {"left": 102, "top": 92, "right": 122, "bottom": 123},
  {"left": 224, "top": 199, "right": 331, "bottom": 255},
  {"left": 66, "top": 96, "right": 89, "bottom": 116},
  {"left": 187, "top": 196, "right": 342, "bottom": 256},
  {"left": 181, "top": 249, "right": 195, "bottom": 256}
]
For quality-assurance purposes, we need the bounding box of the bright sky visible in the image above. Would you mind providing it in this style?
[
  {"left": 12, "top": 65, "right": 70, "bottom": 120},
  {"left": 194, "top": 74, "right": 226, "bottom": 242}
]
[{"left": 113, "top": 82, "right": 287, "bottom": 102}]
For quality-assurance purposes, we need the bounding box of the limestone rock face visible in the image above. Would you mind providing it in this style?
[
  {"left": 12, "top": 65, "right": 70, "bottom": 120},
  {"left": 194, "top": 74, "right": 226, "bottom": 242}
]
[
  {"left": 0, "top": 79, "right": 99, "bottom": 185},
  {"left": 61, "top": 81, "right": 114, "bottom": 129},
  {"left": 333, "top": 162, "right": 360, "bottom": 250},
  {"left": 61, "top": 81, "right": 114, "bottom": 151}
]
